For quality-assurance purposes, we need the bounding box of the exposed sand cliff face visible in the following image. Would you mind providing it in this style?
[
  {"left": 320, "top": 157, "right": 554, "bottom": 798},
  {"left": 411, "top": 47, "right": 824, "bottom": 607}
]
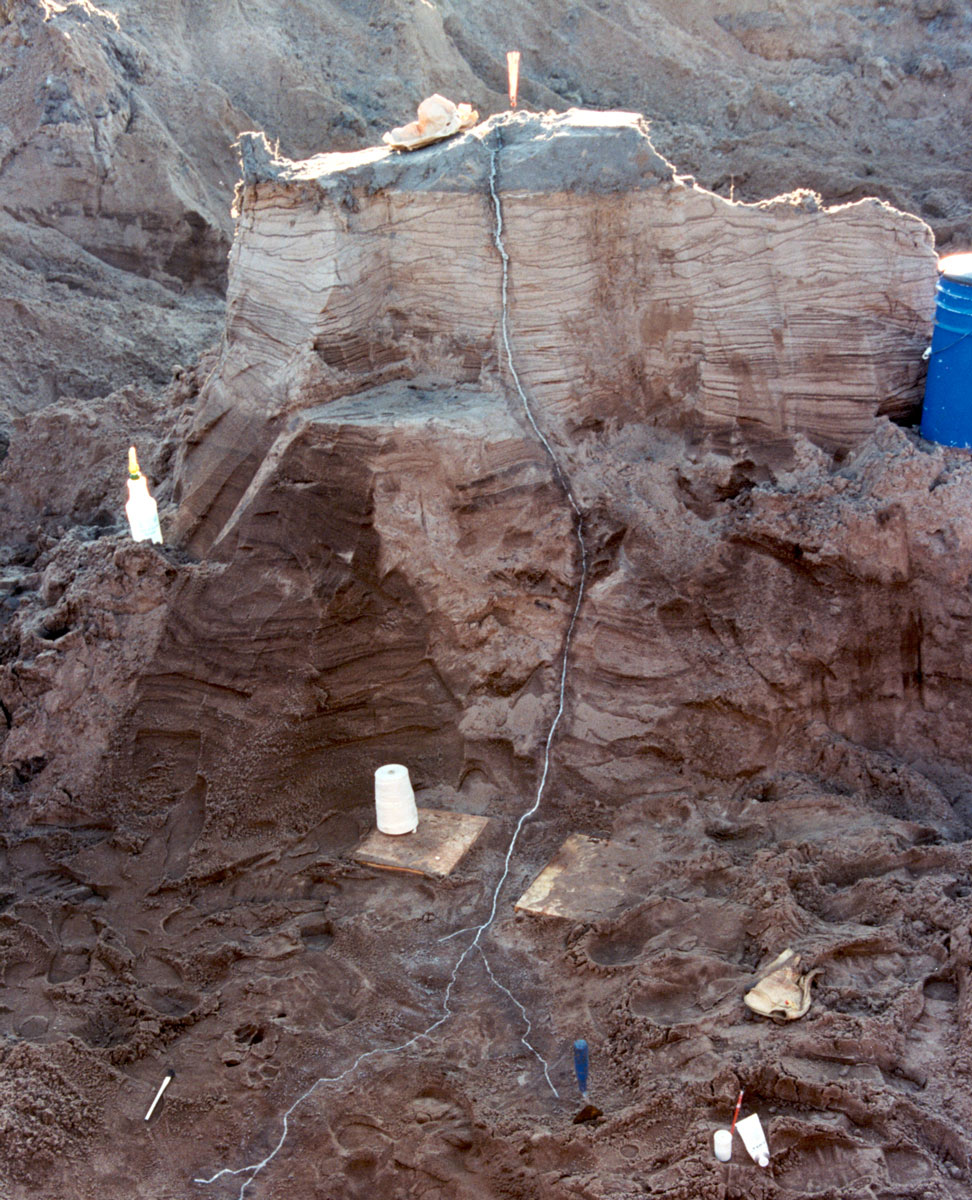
[
  {"left": 2, "top": 0, "right": 971, "bottom": 419},
  {"left": 6, "top": 109, "right": 972, "bottom": 1200},
  {"left": 0, "top": 1, "right": 227, "bottom": 414},
  {"left": 5, "top": 4, "right": 972, "bottom": 1200},
  {"left": 133, "top": 114, "right": 948, "bottom": 828},
  {"left": 174, "top": 111, "right": 935, "bottom": 562}
]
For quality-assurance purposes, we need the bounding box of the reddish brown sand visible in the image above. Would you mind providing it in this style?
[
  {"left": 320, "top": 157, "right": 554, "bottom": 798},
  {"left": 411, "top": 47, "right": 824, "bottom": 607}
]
[{"left": 3, "top": 3, "right": 972, "bottom": 1199}]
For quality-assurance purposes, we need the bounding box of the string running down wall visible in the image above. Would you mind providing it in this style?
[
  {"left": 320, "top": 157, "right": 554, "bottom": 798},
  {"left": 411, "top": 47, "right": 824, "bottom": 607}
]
[{"left": 194, "top": 118, "right": 591, "bottom": 1200}]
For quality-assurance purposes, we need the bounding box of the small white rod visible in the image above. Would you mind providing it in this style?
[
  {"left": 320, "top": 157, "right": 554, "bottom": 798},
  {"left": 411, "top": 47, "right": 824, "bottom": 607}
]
[{"left": 144, "top": 1068, "right": 175, "bottom": 1122}]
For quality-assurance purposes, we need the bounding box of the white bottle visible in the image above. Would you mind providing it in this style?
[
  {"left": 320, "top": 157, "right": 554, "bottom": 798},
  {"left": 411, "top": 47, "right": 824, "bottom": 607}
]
[
  {"left": 735, "top": 1112, "right": 770, "bottom": 1167},
  {"left": 125, "top": 446, "right": 163, "bottom": 544}
]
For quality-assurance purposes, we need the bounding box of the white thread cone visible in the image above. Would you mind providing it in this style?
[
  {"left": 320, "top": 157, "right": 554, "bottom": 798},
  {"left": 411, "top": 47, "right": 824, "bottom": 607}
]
[{"left": 375, "top": 764, "right": 418, "bottom": 835}]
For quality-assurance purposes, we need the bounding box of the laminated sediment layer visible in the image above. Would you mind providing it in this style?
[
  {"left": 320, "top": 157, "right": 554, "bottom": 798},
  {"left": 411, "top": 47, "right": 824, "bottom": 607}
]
[{"left": 173, "top": 109, "right": 936, "bottom": 555}]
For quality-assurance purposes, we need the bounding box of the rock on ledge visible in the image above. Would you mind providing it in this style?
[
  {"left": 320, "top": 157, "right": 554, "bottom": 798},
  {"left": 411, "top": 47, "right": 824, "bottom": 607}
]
[{"left": 173, "top": 109, "right": 935, "bottom": 556}]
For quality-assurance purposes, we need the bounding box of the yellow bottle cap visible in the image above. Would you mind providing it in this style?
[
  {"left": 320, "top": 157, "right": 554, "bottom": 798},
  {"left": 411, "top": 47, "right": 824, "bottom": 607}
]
[{"left": 128, "top": 446, "right": 140, "bottom": 479}]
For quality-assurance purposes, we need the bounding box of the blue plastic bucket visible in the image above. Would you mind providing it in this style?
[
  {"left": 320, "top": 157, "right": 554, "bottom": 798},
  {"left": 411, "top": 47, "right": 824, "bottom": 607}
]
[{"left": 921, "top": 253, "right": 972, "bottom": 448}]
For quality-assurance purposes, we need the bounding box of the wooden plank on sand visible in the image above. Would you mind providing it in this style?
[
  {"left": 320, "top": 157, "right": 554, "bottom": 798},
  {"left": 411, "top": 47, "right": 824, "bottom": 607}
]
[
  {"left": 515, "top": 833, "right": 643, "bottom": 919},
  {"left": 353, "top": 808, "right": 489, "bottom": 879}
]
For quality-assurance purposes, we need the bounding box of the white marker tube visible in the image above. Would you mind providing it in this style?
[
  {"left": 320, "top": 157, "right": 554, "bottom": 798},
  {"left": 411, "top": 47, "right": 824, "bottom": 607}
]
[
  {"left": 735, "top": 1112, "right": 769, "bottom": 1167},
  {"left": 144, "top": 1068, "right": 175, "bottom": 1121},
  {"left": 126, "top": 446, "right": 163, "bottom": 545}
]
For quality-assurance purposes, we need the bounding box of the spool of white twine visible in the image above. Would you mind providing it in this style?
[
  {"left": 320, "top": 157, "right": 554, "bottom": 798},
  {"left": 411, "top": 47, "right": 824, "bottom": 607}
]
[{"left": 374, "top": 764, "right": 418, "bottom": 835}]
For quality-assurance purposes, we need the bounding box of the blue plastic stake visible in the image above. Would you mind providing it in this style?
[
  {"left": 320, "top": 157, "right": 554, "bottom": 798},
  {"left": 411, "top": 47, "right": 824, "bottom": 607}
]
[{"left": 573, "top": 1039, "right": 589, "bottom": 1098}]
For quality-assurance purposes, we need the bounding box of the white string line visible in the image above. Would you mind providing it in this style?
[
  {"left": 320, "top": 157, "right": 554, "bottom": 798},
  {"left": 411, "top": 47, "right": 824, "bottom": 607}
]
[
  {"left": 196, "top": 866, "right": 499, "bottom": 1199},
  {"left": 436, "top": 122, "right": 592, "bottom": 985},
  {"left": 194, "top": 953, "right": 468, "bottom": 1199},
  {"left": 488, "top": 129, "right": 587, "bottom": 529},
  {"left": 436, "top": 121, "right": 590, "bottom": 1090},
  {"left": 194, "top": 906, "right": 543, "bottom": 1198},
  {"left": 194, "top": 120, "right": 588, "bottom": 1197},
  {"left": 478, "top": 944, "right": 559, "bottom": 1096}
]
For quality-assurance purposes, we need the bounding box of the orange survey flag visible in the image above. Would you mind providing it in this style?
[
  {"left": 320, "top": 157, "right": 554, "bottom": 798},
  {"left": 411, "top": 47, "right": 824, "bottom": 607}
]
[{"left": 507, "top": 51, "right": 520, "bottom": 109}]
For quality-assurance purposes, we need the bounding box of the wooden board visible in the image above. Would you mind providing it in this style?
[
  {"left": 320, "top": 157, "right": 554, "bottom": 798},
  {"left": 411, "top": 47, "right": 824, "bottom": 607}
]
[
  {"left": 515, "top": 833, "right": 644, "bottom": 919},
  {"left": 353, "top": 808, "right": 489, "bottom": 879}
]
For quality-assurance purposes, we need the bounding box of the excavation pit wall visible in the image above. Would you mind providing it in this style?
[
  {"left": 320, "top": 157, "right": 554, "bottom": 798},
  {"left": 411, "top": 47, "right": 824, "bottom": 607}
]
[
  {"left": 6, "top": 110, "right": 972, "bottom": 1199},
  {"left": 148, "top": 109, "right": 946, "bottom": 826}
]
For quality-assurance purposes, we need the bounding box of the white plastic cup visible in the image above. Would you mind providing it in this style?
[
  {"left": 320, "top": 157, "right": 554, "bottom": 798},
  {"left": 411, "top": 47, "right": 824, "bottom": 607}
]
[
  {"left": 375, "top": 764, "right": 418, "bottom": 835},
  {"left": 714, "top": 1129, "right": 732, "bottom": 1162}
]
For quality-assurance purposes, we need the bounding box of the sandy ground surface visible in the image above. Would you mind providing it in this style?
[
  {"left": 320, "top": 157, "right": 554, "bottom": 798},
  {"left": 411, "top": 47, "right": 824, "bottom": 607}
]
[
  {"left": 3, "top": 2, "right": 972, "bottom": 1199},
  {"left": 5, "top": 764, "right": 972, "bottom": 1199}
]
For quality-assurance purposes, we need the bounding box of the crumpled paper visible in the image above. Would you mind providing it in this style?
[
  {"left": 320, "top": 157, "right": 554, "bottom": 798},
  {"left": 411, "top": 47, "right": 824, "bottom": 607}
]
[
  {"left": 744, "top": 948, "right": 821, "bottom": 1021},
  {"left": 382, "top": 94, "right": 478, "bottom": 151}
]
